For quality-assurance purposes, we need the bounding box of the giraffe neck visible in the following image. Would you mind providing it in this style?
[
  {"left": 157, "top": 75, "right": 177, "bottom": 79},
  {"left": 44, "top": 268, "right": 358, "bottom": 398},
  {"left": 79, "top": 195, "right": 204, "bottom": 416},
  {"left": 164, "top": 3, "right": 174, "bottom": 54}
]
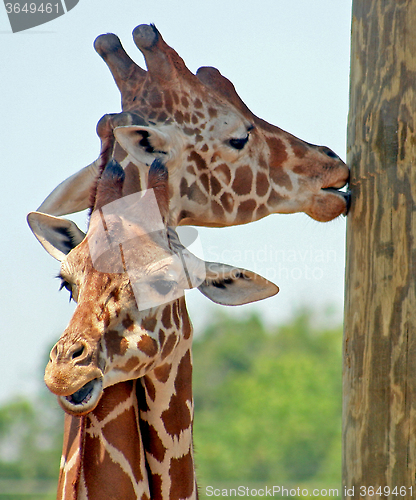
[
  {"left": 57, "top": 299, "right": 197, "bottom": 500},
  {"left": 57, "top": 381, "right": 150, "bottom": 500},
  {"left": 139, "top": 299, "right": 197, "bottom": 500}
]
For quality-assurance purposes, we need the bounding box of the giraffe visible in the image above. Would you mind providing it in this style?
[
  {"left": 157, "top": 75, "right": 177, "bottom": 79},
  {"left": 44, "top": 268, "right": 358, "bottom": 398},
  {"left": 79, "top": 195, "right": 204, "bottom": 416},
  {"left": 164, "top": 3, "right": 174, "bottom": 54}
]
[
  {"left": 38, "top": 24, "right": 350, "bottom": 228},
  {"left": 28, "top": 158, "right": 278, "bottom": 499}
]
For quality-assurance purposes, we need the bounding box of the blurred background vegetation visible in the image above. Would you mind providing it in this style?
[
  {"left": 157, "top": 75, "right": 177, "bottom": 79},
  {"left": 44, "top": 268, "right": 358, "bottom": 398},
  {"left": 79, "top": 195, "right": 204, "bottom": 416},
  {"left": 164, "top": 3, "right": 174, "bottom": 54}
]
[{"left": 0, "top": 310, "right": 342, "bottom": 499}]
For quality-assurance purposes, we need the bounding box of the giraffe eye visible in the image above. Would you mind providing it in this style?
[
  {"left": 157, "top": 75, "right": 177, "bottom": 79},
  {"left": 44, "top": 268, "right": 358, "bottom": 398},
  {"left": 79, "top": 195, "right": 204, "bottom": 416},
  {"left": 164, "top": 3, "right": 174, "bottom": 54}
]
[
  {"left": 151, "top": 279, "right": 177, "bottom": 296},
  {"left": 229, "top": 135, "right": 249, "bottom": 150}
]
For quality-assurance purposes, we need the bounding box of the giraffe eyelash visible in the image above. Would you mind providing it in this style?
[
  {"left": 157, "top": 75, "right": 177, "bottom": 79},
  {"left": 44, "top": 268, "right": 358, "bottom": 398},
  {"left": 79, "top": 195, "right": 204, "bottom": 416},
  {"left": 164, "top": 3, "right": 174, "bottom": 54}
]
[{"left": 57, "top": 275, "right": 74, "bottom": 302}]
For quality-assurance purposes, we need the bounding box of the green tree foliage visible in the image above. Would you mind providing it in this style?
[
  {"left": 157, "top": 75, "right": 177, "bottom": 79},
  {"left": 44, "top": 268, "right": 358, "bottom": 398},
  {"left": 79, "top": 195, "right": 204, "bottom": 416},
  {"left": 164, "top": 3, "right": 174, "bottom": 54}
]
[
  {"left": 0, "top": 391, "right": 62, "bottom": 498},
  {"left": 192, "top": 310, "right": 342, "bottom": 487}
]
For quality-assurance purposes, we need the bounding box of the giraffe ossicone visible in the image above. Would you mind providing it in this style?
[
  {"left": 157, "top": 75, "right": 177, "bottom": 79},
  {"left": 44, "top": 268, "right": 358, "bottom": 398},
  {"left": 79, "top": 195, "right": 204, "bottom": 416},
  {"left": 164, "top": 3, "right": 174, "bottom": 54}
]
[
  {"left": 28, "top": 159, "right": 278, "bottom": 417},
  {"left": 38, "top": 23, "right": 349, "bottom": 227}
]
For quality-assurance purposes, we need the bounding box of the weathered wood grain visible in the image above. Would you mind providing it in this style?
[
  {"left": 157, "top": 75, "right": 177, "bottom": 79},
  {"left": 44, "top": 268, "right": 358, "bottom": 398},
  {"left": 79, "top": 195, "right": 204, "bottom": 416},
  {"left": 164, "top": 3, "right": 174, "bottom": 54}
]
[{"left": 344, "top": 1, "right": 416, "bottom": 498}]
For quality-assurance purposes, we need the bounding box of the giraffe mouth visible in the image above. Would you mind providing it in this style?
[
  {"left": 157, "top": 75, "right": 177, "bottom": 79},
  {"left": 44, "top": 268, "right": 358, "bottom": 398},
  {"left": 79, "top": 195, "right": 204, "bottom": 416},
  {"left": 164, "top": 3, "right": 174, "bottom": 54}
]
[
  {"left": 58, "top": 378, "right": 103, "bottom": 416},
  {"left": 321, "top": 187, "right": 351, "bottom": 215}
]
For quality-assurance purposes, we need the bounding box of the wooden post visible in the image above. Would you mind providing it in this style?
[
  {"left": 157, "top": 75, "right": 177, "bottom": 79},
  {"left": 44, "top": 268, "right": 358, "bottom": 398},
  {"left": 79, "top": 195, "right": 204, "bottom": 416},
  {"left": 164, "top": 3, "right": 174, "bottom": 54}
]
[{"left": 344, "top": 1, "right": 416, "bottom": 497}]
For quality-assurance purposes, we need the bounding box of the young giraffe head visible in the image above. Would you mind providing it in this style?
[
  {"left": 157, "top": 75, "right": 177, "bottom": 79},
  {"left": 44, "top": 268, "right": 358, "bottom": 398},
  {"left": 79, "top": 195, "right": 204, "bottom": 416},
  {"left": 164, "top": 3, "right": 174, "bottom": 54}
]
[
  {"left": 28, "top": 159, "right": 278, "bottom": 417},
  {"left": 39, "top": 24, "right": 349, "bottom": 226}
]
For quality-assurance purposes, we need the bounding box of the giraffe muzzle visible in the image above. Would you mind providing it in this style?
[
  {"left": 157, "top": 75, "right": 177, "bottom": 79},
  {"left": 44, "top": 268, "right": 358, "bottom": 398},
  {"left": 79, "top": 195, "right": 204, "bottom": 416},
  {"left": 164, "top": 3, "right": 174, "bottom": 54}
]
[{"left": 58, "top": 378, "right": 103, "bottom": 416}]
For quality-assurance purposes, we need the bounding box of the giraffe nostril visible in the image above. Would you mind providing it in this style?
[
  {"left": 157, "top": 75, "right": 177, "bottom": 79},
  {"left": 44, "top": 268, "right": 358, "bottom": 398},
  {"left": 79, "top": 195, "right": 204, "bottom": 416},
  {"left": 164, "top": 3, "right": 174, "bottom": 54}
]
[
  {"left": 50, "top": 345, "right": 58, "bottom": 362},
  {"left": 71, "top": 344, "right": 86, "bottom": 360}
]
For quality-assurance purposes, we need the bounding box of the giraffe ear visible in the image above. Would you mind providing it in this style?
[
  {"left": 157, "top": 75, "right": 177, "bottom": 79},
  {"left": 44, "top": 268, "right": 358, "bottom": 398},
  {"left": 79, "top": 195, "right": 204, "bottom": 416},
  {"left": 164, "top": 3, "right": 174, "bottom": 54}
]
[
  {"left": 27, "top": 212, "right": 85, "bottom": 261},
  {"left": 114, "top": 125, "right": 177, "bottom": 166},
  {"left": 37, "top": 161, "right": 99, "bottom": 217},
  {"left": 197, "top": 262, "right": 279, "bottom": 306}
]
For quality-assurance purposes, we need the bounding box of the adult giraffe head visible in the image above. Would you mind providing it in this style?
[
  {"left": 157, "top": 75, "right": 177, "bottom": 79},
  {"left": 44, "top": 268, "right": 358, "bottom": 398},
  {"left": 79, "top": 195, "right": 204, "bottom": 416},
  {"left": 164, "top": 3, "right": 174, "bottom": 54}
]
[
  {"left": 28, "top": 159, "right": 278, "bottom": 416},
  {"left": 39, "top": 24, "right": 349, "bottom": 226}
]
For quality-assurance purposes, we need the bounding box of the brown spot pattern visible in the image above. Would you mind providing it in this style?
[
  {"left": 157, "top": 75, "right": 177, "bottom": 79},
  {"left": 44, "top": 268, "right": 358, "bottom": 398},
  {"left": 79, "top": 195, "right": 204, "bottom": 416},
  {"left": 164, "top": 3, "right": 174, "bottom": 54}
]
[
  {"left": 256, "top": 172, "right": 270, "bottom": 197},
  {"left": 84, "top": 433, "right": 137, "bottom": 499},
  {"left": 164, "top": 90, "right": 173, "bottom": 114},
  {"left": 122, "top": 314, "right": 134, "bottom": 331},
  {"left": 161, "top": 333, "right": 177, "bottom": 360},
  {"left": 188, "top": 182, "right": 208, "bottom": 205},
  {"left": 172, "top": 302, "right": 180, "bottom": 329},
  {"left": 149, "top": 472, "right": 163, "bottom": 500},
  {"left": 208, "top": 107, "right": 218, "bottom": 118},
  {"left": 220, "top": 192, "right": 235, "bottom": 213},
  {"left": 180, "top": 177, "right": 188, "bottom": 197},
  {"left": 158, "top": 328, "right": 165, "bottom": 346},
  {"left": 175, "top": 350, "right": 193, "bottom": 402},
  {"left": 267, "top": 137, "right": 288, "bottom": 167},
  {"left": 106, "top": 330, "right": 128, "bottom": 360},
  {"left": 154, "top": 363, "right": 172, "bottom": 383},
  {"left": 186, "top": 165, "right": 196, "bottom": 176},
  {"left": 101, "top": 404, "right": 144, "bottom": 484},
  {"left": 144, "top": 375, "right": 156, "bottom": 402},
  {"left": 258, "top": 154, "right": 268, "bottom": 169},
  {"left": 179, "top": 300, "right": 192, "bottom": 340},
  {"left": 214, "top": 164, "right": 232, "bottom": 185},
  {"left": 236, "top": 199, "right": 257, "bottom": 223},
  {"left": 169, "top": 451, "right": 194, "bottom": 500},
  {"left": 289, "top": 136, "right": 309, "bottom": 158},
  {"left": 256, "top": 204, "right": 270, "bottom": 220},
  {"left": 188, "top": 151, "right": 207, "bottom": 171},
  {"left": 84, "top": 407, "right": 139, "bottom": 499},
  {"left": 121, "top": 356, "right": 142, "bottom": 373},
  {"left": 232, "top": 166, "right": 253, "bottom": 196},
  {"left": 267, "top": 189, "right": 287, "bottom": 207},
  {"left": 210, "top": 176, "right": 222, "bottom": 196},
  {"left": 161, "top": 305, "right": 172, "bottom": 329},
  {"left": 162, "top": 393, "right": 191, "bottom": 438},
  {"left": 141, "top": 316, "right": 157, "bottom": 333},
  {"left": 93, "top": 382, "right": 134, "bottom": 422},
  {"left": 211, "top": 200, "right": 225, "bottom": 220},
  {"left": 200, "top": 173, "right": 209, "bottom": 193},
  {"left": 122, "top": 164, "right": 142, "bottom": 196},
  {"left": 174, "top": 110, "right": 184, "bottom": 124},
  {"left": 149, "top": 89, "right": 163, "bottom": 108},
  {"left": 270, "top": 166, "right": 293, "bottom": 190},
  {"left": 172, "top": 91, "right": 180, "bottom": 105},
  {"left": 137, "top": 335, "right": 158, "bottom": 357},
  {"left": 140, "top": 420, "right": 167, "bottom": 463}
]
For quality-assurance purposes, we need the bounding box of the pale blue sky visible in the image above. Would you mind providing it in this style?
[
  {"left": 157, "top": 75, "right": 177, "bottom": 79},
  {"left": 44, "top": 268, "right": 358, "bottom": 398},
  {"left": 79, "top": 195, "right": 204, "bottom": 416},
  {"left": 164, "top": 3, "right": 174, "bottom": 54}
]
[{"left": 0, "top": 0, "right": 352, "bottom": 402}]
